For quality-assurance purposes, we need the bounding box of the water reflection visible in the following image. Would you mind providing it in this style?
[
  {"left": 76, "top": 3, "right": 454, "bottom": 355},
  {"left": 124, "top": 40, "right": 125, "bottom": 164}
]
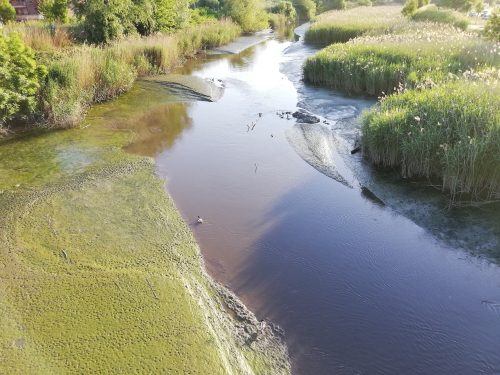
[{"left": 87, "top": 82, "right": 193, "bottom": 157}]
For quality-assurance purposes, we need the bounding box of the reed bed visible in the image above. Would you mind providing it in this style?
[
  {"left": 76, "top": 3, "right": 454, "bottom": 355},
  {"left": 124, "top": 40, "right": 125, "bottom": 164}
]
[
  {"left": 362, "top": 79, "right": 500, "bottom": 201},
  {"left": 304, "top": 22, "right": 499, "bottom": 95},
  {"left": 411, "top": 5, "right": 469, "bottom": 30},
  {"left": 38, "top": 20, "right": 240, "bottom": 128},
  {"left": 304, "top": 5, "right": 404, "bottom": 44}
]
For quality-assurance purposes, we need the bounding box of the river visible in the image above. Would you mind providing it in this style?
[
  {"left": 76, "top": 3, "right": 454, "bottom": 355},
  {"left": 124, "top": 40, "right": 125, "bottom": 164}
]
[{"left": 87, "top": 25, "right": 500, "bottom": 374}]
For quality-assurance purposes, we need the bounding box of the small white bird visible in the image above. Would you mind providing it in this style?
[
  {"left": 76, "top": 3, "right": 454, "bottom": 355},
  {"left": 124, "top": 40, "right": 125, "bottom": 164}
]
[{"left": 197, "top": 216, "right": 204, "bottom": 224}]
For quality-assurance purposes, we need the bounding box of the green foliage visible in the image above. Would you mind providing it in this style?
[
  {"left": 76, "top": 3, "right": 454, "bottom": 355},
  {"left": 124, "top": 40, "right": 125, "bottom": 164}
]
[
  {"left": 317, "top": 0, "right": 346, "bottom": 11},
  {"left": 0, "top": 33, "right": 46, "bottom": 129},
  {"left": 72, "top": 0, "right": 192, "bottom": 43},
  {"left": 73, "top": 0, "right": 136, "bottom": 43},
  {"left": 434, "top": 0, "right": 482, "bottom": 11},
  {"left": 293, "top": 0, "right": 316, "bottom": 20},
  {"left": 222, "top": 0, "right": 268, "bottom": 32},
  {"left": 0, "top": 0, "right": 16, "bottom": 23},
  {"left": 357, "top": 0, "right": 373, "bottom": 6},
  {"left": 272, "top": 0, "right": 297, "bottom": 19},
  {"left": 38, "top": 20, "right": 240, "bottom": 128},
  {"left": 362, "top": 81, "right": 500, "bottom": 201},
  {"left": 402, "top": 0, "right": 418, "bottom": 16},
  {"left": 38, "top": 0, "right": 69, "bottom": 23},
  {"left": 484, "top": 9, "right": 500, "bottom": 41},
  {"left": 411, "top": 5, "right": 469, "bottom": 30},
  {"left": 304, "top": 23, "right": 498, "bottom": 95},
  {"left": 305, "top": 5, "right": 403, "bottom": 44}
]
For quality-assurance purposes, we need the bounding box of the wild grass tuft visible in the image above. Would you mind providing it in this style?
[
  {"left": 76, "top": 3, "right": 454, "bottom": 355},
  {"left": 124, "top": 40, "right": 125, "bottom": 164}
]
[
  {"left": 362, "top": 80, "right": 500, "bottom": 201},
  {"left": 304, "top": 5, "right": 404, "bottom": 44}
]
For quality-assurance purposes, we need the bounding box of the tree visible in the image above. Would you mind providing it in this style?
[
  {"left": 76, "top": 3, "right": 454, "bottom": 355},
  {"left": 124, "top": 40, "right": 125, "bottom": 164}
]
[
  {"left": 0, "top": 33, "right": 46, "bottom": 128},
  {"left": 222, "top": 0, "right": 268, "bottom": 32},
  {"left": 293, "top": 0, "right": 316, "bottom": 20},
  {"left": 73, "top": 0, "right": 192, "bottom": 42},
  {"left": 434, "top": 0, "right": 482, "bottom": 11},
  {"left": 0, "top": 0, "right": 16, "bottom": 23},
  {"left": 272, "top": 1, "right": 297, "bottom": 19},
  {"left": 401, "top": 0, "right": 418, "bottom": 16},
  {"left": 72, "top": 0, "right": 136, "bottom": 43},
  {"left": 39, "top": 0, "right": 69, "bottom": 23},
  {"left": 484, "top": 9, "right": 500, "bottom": 41}
]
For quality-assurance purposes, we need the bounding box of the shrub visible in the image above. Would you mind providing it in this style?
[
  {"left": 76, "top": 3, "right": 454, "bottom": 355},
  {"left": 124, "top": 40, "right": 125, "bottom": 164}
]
[
  {"left": 0, "top": 0, "right": 16, "bottom": 23},
  {"left": 484, "top": 9, "right": 500, "bottom": 42},
  {"left": 305, "top": 5, "right": 404, "bottom": 44},
  {"left": 39, "top": 0, "right": 70, "bottom": 24},
  {"left": 293, "top": 0, "right": 316, "bottom": 20},
  {"left": 411, "top": 5, "right": 469, "bottom": 30},
  {"left": 362, "top": 80, "right": 500, "bottom": 201},
  {"left": 434, "top": 0, "right": 482, "bottom": 11},
  {"left": 222, "top": 0, "right": 268, "bottom": 32},
  {"left": 0, "top": 33, "right": 46, "bottom": 130},
  {"left": 401, "top": 0, "right": 418, "bottom": 16}
]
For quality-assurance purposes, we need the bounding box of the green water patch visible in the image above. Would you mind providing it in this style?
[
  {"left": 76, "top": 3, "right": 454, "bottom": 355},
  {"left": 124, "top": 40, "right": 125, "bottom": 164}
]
[{"left": 0, "top": 78, "right": 290, "bottom": 373}]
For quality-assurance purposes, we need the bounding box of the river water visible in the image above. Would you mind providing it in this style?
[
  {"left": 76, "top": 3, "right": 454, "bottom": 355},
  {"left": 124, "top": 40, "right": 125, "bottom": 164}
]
[{"left": 88, "top": 26, "right": 500, "bottom": 374}]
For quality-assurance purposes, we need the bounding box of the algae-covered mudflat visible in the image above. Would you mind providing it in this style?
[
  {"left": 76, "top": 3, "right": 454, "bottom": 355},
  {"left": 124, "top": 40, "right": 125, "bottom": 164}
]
[{"left": 0, "top": 105, "right": 289, "bottom": 373}]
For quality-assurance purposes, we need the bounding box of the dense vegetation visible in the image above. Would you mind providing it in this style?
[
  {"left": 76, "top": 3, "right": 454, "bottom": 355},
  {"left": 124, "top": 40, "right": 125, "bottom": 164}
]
[
  {"left": 0, "top": 33, "right": 46, "bottom": 131},
  {"left": 362, "top": 80, "right": 500, "bottom": 201},
  {"left": 0, "top": 0, "right": 283, "bottom": 133},
  {"left": 303, "top": 5, "right": 500, "bottom": 201},
  {"left": 0, "top": 0, "right": 15, "bottom": 23},
  {"left": 485, "top": 9, "right": 500, "bottom": 41},
  {"left": 304, "top": 22, "right": 498, "bottom": 95},
  {"left": 410, "top": 5, "right": 469, "bottom": 30},
  {"left": 304, "top": 6, "right": 404, "bottom": 44}
]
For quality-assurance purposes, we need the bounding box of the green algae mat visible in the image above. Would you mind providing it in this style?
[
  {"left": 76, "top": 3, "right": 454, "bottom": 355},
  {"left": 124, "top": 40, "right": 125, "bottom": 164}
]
[{"left": 0, "top": 110, "right": 289, "bottom": 374}]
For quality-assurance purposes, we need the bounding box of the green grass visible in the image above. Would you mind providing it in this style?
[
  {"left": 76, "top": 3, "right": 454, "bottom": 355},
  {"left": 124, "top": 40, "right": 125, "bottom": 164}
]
[
  {"left": 411, "top": 5, "right": 469, "bottom": 30},
  {"left": 0, "top": 99, "right": 290, "bottom": 373},
  {"left": 304, "top": 22, "right": 499, "bottom": 95},
  {"left": 362, "top": 80, "right": 500, "bottom": 201},
  {"left": 304, "top": 5, "right": 404, "bottom": 44}
]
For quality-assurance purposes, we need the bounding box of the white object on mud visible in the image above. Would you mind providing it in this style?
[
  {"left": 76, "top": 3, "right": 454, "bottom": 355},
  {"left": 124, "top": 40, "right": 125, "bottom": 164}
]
[{"left": 197, "top": 216, "right": 204, "bottom": 224}]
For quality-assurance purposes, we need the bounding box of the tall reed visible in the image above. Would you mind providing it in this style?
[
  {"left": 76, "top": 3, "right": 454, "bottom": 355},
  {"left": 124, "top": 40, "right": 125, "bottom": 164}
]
[
  {"left": 304, "top": 5, "right": 404, "bottom": 44},
  {"left": 304, "top": 23, "right": 499, "bottom": 95},
  {"left": 362, "top": 80, "right": 500, "bottom": 201}
]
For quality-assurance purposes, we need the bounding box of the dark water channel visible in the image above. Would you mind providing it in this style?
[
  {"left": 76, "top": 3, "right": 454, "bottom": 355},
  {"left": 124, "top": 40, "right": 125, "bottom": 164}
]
[{"left": 89, "top": 26, "right": 500, "bottom": 374}]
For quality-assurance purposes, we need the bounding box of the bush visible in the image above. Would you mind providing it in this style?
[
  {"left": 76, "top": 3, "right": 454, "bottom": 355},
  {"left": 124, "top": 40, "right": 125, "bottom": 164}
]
[
  {"left": 39, "top": 0, "right": 70, "bottom": 23},
  {"left": 401, "top": 0, "right": 418, "bottom": 16},
  {"left": 222, "top": 0, "right": 268, "bottom": 32},
  {"left": 362, "top": 80, "right": 500, "bottom": 201},
  {"left": 305, "top": 5, "right": 403, "bottom": 44},
  {"left": 0, "top": 33, "right": 46, "bottom": 130},
  {"left": 293, "top": 0, "right": 316, "bottom": 20},
  {"left": 0, "top": 0, "right": 16, "bottom": 23},
  {"left": 411, "top": 5, "right": 469, "bottom": 30},
  {"left": 484, "top": 9, "right": 500, "bottom": 41}
]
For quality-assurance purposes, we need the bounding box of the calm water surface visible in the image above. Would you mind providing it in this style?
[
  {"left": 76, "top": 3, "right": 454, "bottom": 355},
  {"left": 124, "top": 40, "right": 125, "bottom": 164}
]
[{"left": 90, "top": 27, "right": 500, "bottom": 374}]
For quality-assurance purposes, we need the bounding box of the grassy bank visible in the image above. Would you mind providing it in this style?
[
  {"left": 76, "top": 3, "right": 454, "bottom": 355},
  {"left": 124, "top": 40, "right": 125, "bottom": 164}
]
[
  {"left": 1, "top": 20, "right": 241, "bottom": 131},
  {"left": 362, "top": 80, "right": 500, "bottom": 201},
  {"left": 410, "top": 5, "right": 469, "bottom": 30},
  {"left": 304, "top": 22, "right": 498, "bottom": 95},
  {"left": 304, "top": 5, "right": 404, "bottom": 44},
  {"left": 0, "top": 103, "right": 290, "bottom": 373}
]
